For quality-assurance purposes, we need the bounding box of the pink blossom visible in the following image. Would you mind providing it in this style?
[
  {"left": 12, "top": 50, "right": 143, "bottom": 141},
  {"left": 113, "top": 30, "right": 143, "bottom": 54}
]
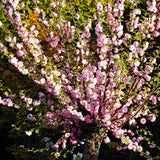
[
  {"left": 53, "top": 54, "right": 60, "bottom": 62},
  {"left": 25, "top": 131, "right": 32, "bottom": 136},
  {"left": 142, "top": 109, "right": 149, "bottom": 116},
  {"left": 150, "top": 144, "right": 156, "bottom": 148},
  {"left": 54, "top": 84, "right": 61, "bottom": 95},
  {"left": 144, "top": 74, "right": 151, "bottom": 81},
  {"left": 137, "top": 78, "right": 145, "bottom": 89},
  {"left": 109, "top": 72, "right": 114, "bottom": 78},
  {"left": 101, "top": 106, "right": 108, "bottom": 115},
  {"left": 52, "top": 12, "right": 58, "bottom": 17},
  {"left": 93, "top": 14, "right": 97, "bottom": 20},
  {"left": 27, "top": 114, "right": 34, "bottom": 121},
  {"left": 82, "top": 59, "right": 88, "bottom": 65},
  {"left": 123, "top": 146, "right": 128, "bottom": 150},
  {"left": 122, "top": 107, "right": 128, "bottom": 113},
  {"left": 128, "top": 143, "right": 133, "bottom": 150},
  {"left": 0, "top": 43, "right": 6, "bottom": 50},
  {"left": 101, "top": 46, "right": 108, "bottom": 53},
  {"left": 33, "top": 100, "right": 41, "bottom": 106},
  {"left": 147, "top": 0, "right": 157, "bottom": 13},
  {"left": 140, "top": 118, "right": 146, "bottom": 124},
  {"left": 114, "top": 48, "right": 119, "bottom": 53},
  {"left": 130, "top": 44, "right": 135, "bottom": 52},
  {"left": 40, "top": 78, "right": 45, "bottom": 84},
  {"left": 102, "top": 113, "right": 111, "bottom": 122},
  {"left": 145, "top": 65, "right": 153, "bottom": 73},
  {"left": 104, "top": 137, "right": 110, "bottom": 143},
  {"left": 68, "top": 73, "right": 73, "bottom": 79},
  {"left": 45, "top": 37, "right": 51, "bottom": 42},
  {"left": 75, "top": 14, "right": 80, "bottom": 19},
  {"left": 50, "top": 41, "right": 58, "bottom": 47},
  {"left": 129, "top": 119, "right": 136, "bottom": 125},
  {"left": 137, "top": 136, "right": 144, "bottom": 142},
  {"left": 62, "top": 140, "right": 67, "bottom": 149},
  {"left": 147, "top": 114, "right": 156, "bottom": 122},
  {"left": 97, "top": 2, "right": 103, "bottom": 11},
  {"left": 116, "top": 146, "right": 122, "bottom": 151},
  {"left": 50, "top": 2, "right": 56, "bottom": 8},
  {"left": 14, "top": 104, "right": 20, "bottom": 109},
  {"left": 153, "top": 30, "right": 159, "bottom": 37},
  {"left": 127, "top": 130, "right": 134, "bottom": 136},
  {"left": 70, "top": 138, "right": 77, "bottom": 145},
  {"left": 38, "top": 92, "right": 45, "bottom": 98},
  {"left": 87, "top": 65, "right": 97, "bottom": 72},
  {"left": 133, "top": 68, "right": 141, "bottom": 76},
  {"left": 65, "top": 133, "right": 70, "bottom": 138},
  {"left": 144, "top": 131, "right": 148, "bottom": 135},
  {"left": 2, "top": 98, "right": 13, "bottom": 106},
  {"left": 146, "top": 151, "right": 150, "bottom": 155},
  {"left": 9, "top": 57, "right": 18, "bottom": 65},
  {"left": 113, "top": 102, "right": 121, "bottom": 108},
  {"left": 135, "top": 94, "right": 142, "bottom": 101},
  {"left": 47, "top": 100, "right": 54, "bottom": 105},
  {"left": 52, "top": 144, "right": 59, "bottom": 149},
  {"left": 98, "top": 60, "right": 107, "bottom": 70},
  {"left": 35, "top": 7, "right": 40, "bottom": 14},
  {"left": 44, "top": 137, "right": 51, "bottom": 142},
  {"left": 134, "top": 61, "right": 140, "bottom": 66},
  {"left": 132, "top": 9, "right": 141, "bottom": 17},
  {"left": 95, "top": 22, "right": 103, "bottom": 33},
  {"left": 150, "top": 96, "right": 157, "bottom": 104},
  {"left": 123, "top": 77, "right": 131, "bottom": 83},
  {"left": 24, "top": 97, "right": 33, "bottom": 104},
  {"left": 2, "top": 0, "right": 6, "bottom": 3}
]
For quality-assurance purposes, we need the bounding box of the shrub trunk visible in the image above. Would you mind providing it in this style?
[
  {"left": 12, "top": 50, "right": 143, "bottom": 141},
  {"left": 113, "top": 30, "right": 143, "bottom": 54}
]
[{"left": 83, "top": 131, "right": 103, "bottom": 160}]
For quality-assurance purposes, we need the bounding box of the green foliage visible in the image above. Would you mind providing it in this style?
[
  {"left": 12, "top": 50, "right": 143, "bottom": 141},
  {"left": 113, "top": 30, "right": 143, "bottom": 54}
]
[{"left": 0, "top": 0, "right": 160, "bottom": 159}]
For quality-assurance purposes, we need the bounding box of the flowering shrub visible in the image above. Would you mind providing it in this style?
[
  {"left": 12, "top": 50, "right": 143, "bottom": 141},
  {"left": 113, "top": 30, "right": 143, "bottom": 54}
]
[{"left": 0, "top": 0, "right": 160, "bottom": 159}]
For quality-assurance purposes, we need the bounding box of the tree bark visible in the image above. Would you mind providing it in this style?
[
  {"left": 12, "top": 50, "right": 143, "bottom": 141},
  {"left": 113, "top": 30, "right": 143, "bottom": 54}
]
[{"left": 83, "top": 131, "right": 103, "bottom": 160}]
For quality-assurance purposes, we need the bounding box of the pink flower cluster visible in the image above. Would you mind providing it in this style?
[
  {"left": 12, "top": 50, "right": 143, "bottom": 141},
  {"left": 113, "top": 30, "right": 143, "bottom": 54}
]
[{"left": 0, "top": 0, "right": 159, "bottom": 157}]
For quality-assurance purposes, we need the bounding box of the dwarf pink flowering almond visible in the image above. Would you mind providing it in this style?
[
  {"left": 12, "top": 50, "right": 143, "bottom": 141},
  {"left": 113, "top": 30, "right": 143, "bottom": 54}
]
[{"left": 0, "top": 0, "right": 159, "bottom": 160}]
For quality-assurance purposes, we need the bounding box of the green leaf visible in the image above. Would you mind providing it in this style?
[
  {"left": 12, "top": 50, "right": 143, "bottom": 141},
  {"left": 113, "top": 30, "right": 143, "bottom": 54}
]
[{"left": 35, "top": 129, "right": 39, "bottom": 134}]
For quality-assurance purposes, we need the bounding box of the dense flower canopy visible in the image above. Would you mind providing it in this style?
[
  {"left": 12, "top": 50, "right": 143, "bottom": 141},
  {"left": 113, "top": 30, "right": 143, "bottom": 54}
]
[{"left": 0, "top": 0, "right": 160, "bottom": 159}]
